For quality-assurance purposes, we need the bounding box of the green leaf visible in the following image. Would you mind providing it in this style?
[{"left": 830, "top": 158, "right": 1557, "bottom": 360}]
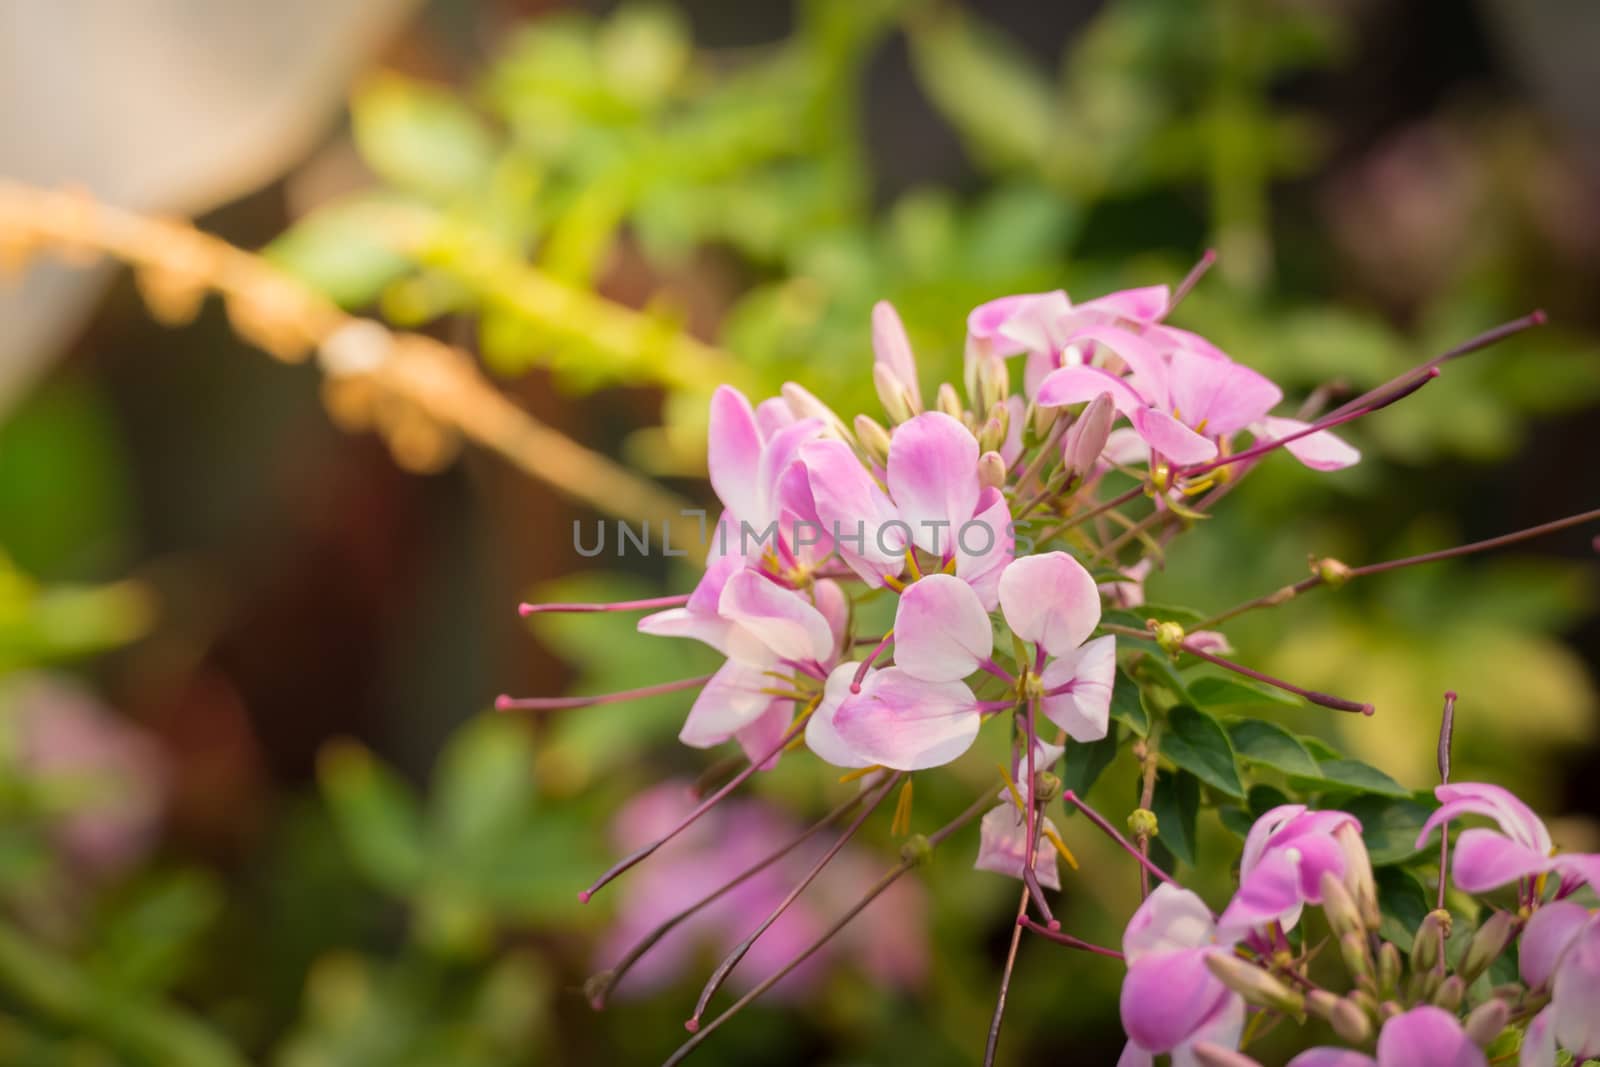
[
  {"left": 318, "top": 742, "right": 427, "bottom": 894},
  {"left": 1191, "top": 674, "right": 1304, "bottom": 709},
  {"left": 1161, "top": 706, "right": 1245, "bottom": 798},
  {"left": 1337, "top": 794, "right": 1437, "bottom": 866},
  {"left": 266, "top": 196, "right": 414, "bottom": 308},
  {"left": 1109, "top": 668, "right": 1148, "bottom": 735},
  {"left": 1150, "top": 770, "right": 1200, "bottom": 867},
  {"left": 905, "top": 10, "right": 1056, "bottom": 169},
  {"left": 1218, "top": 806, "right": 1252, "bottom": 838},
  {"left": 88, "top": 872, "right": 223, "bottom": 993},
  {"left": 432, "top": 716, "right": 537, "bottom": 861},
  {"left": 1227, "top": 719, "right": 1321, "bottom": 778},
  {"left": 1375, "top": 865, "right": 1430, "bottom": 950},
  {"left": 1294, "top": 758, "right": 1410, "bottom": 799},
  {"left": 1061, "top": 731, "right": 1119, "bottom": 799},
  {"left": 352, "top": 74, "right": 498, "bottom": 200}
]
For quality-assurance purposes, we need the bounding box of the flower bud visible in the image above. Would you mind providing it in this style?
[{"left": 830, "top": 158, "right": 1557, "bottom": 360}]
[
  {"left": 899, "top": 833, "right": 932, "bottom": 865},
  {"left": 1191, "top": 1044, "right": 1264, "bottom": 1067},
  {"left": 1376, "top": 940, "right": 1401, "bottom": 997},
  {"left": 1029, "top": 399, "right": 1058, "bottom": 439},
  {"left": 1127, "top": 808, "right": 1159, "bottom": 839},
  {"left": 1308, "top": 990, "right": 1372, "bottom": 1044},
  {"left": 782, "top": 382, "right": 848, "bottom": 437},
  {"left": 978, "top": 451, "right": 1008, "bottom": 490},
  {"left": 1061, "top": 392, "right": 1116, "bottom": 479},
  {"left": 1032, "top": 771, "right": 1061, "bottom": 805},
  {"left": 1205, "top": 952, "right": 1304, "bottom": 1014},
  {"left": 974, "top": 352, "right": 1009, "bottom": 413},
  {"left": 1339, "top": 930, "right": 1374, "bottom": 983},
  {"left": 1431, "top": 974, "right": 1464, "bottom": 1011},
  {"left": 1319, "top": 870, "right": 1364, "bottom": 940},
  {"left": 1334, "top": 822, "right": 1379, "bottom": 930},
  {"left": 1463, "top": 998, "right": 1510, "bottom": 1047},
  {"left": 1411, "top": 910, "right": 1451, "bottom": 972},
  {"left": 854, "top": 414, "right": 893, "bottom": 466},
  {"left": 1456, "top": 910, "right": 1515, "bottom": 985},
  {"left": 874, "top": 363, "right": 915, "bottom": 424},
  {"left": 1313, "top": 557, "right": 1354, "bottom": 588},
  {"left": 978, "top": 416, "right": 1006, "bottom": 454},
  {"left": 937, "top": 383, "right": 964, "bottom": 420},
  {"left": 1153, "top": 621, "right": 1187, "bottom": 657}
]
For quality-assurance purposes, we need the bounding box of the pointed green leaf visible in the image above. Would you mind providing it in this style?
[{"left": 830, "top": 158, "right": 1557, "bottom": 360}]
[
  {"left": 1294, "top": 758, "right": 1410, "bottom": 799},
  {"left": 1109, "top": 668, "right": 1148, "bottom": 735},
  {"left": 1227, "top": 719, "right": 1321, "bottom": 778},
  {"left": 1161, "top": 706, "right": 1245, "bottom": 798},
  {"left": 1191, "top": 674, "right": 1304, "bottom": 709},
  {"left": 1150, "top": 770, "right": 1200, "bottom": 867},
  {"left": 1061, "top": 731, "right": 1119, "bottom": 799},
  {"left": 318, "top": 742, "right": 426, "bottom": 894}
]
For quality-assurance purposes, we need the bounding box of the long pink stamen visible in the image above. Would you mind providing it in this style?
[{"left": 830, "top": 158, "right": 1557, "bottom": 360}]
[
  {"left": 1325, "top": 310, "right": 1545, "bottom": 422},
  {"left": 1184, "top": 367, "right": 1440, "bottom": 477},
  {"left": 495, "top": 674, "right": 713, "bottom": 712},
  {"left": 686, "top": 772, "right": 901, "bottom": 1030},
  {"left": 851, "top": 631, "right": 894, "bottom": 693},
  {"left": 518, "top": 593, "right": 689, "bottom": 616},
  {"left": 1161, "top": 248, "right": 1217, "bottom": 320},
  {"left": 577, "top": 716, "right": 810, "bottom": 904},
  {"left": 1436, "top": 691, "right": 1456, "bottom": 915},
  {"left": 1018, "top": 917, "right": 1125, "bottom": 960},
  {"left": 1177, "top": 641, "right": 1372, "bottom": 715},
  {"left": 1062, "top": 790, "right": 1182, "bottom": 892}
]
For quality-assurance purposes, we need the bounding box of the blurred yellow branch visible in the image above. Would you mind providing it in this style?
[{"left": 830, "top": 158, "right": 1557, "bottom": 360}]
[{"left": 0, "top": 181, "right": 694, "bottom": 530}]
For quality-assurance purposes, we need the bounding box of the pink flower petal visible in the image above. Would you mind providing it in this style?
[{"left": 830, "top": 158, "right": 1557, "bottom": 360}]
[
  {"left": 1039, "top": 634, "right": 1117, "bottom": 741},
  {"left": 708, "top": 386, "right": 764, "bottom": 524},
  {"left": 1217, "top": 846, "right": 1306, "bottom": 942},
  {"left": 893, "top": 574, "right": 994, "bottom": 683},
  {"left": 1123, "top": 884, "right": 1218, "bottom": 961},
  {"left": 718, "top": 569, "right": 835, "bottom": 666},
  {"left": 1132, "top": 406, "right": 1219, "bottom": 465},
  {"left": 974, "top": 805, "right": 1061, "bottom": 890},
  {"left": 1287, "top": 1050, "right": 1378, "bottom": 1067},
  {"left": 1165, "top": 350, "right": 1282, "bottom": 437},
  {"left": 735, "top": 700, "right": 795, "bottom": 770},
  {"left": 873, "top": 300, "right": 921, "bottom": 400},
  {"left": 955, "top": 487, "right": 1013, "bottom": 611},
  {"left": 680, "top": 661, "right": 781, "bottom": 747},
  {"left": 1259, "top": 416, "right": 1361, "bottom": 471},
  {"left": 1520, "top": 901, "right": 1590, "bottom": 990},
  {"left": 1520, "top": 1007, "right": 1555, "bottom": 1067},
  {"left": 1079, "top": 285, "right": 1170, "bottom": 324},
  {"left": 1120, "top": 948, "right": 1234, "bottom": 1053},
  {"left": 805, "top": 664, "right": 874, "bottom": 769},
  {"left": 1552, "top": 914, "right": 1600, "bottom": 1059},
  {"left": 1375, "top": 1006, "right": 1487, "bottom": 1067},
  {"left": 998, "top": 551, "right": 1102, "bottom": 657},
  {"left": 638, "top": 605, "right": 735, "bottom": 660},
  {"left": 832, "top": 668, "right": 980, "bottom": 771},
  {"left": 1448, "top": 827, "right": 1556, "bottom": 893},
  {"left": 800, "top": 439, "right": 905, "bottom": 582},
  {"left": 886, "top": 412, "right": 981, "bottom": 557},
  {"left": 1035, "top": 365, "right": 1146, "bottom": 415},
  {"left": 1417, "top": 783, "right": 1554, "bottom": 854}
]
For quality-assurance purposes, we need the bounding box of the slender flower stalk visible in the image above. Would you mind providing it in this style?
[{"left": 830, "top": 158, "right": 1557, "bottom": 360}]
[
  {"left": 585, "top": 788, "right": 873, "bottom": 1009},
  {"left": 1061, "top": 790, "right": 1180, "bottom": 891},
  {"left": 1163, "top": 248, "right": 1218, "bottom": 318},
  {"left": 686, "top": 772, "right": 901, "bottom": 1029},
  {"left": 1017, "top": 918, "right": 1125, "bottom": 959},
  {"left": 1436, "top": 691, "right": 1456, "bottom": 914},
  {"left": 664, "top": 793, "right": 992, "bottom": 1065},
  {"left": 579, "top": 717, "right": 812, "bottom": 903},
  {"left": 495, "top": 675, "right": 713, "bottom": 712},
  {"left": 983, "top": 886, "right": 1032, "bottom": 1067},
  {"left": 518, "top": 593, "right": 690, "bottom": 616}
]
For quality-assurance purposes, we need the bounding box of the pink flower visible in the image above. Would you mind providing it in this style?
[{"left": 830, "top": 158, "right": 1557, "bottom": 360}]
[
  {"left": 872, "top": 300, "right": 923, "bottom": 416},
  {"left": 974, "top": 739, "right": 1066, "bottom": 889},
  {"left": 1289, "top": 1006, "right": 1488, "bottom": 1067},
  {"left": 1116, "top": 884, "right": 1243, "bottom": 1067},
  {"left": 1414, "top": 782, "right": 1600, "bottom": 895},
  {"left": 9, "top": 673, "right": 168, "bottom": 878},
  {"left": 640, "top": 562, "right": 847, "bottom": 766},
  {"left": 1216, "top": 805, "right": 1367, "bottom": 943},
  {"left": 807, "top": 553, "right": 1114, "bottom": 772},
  {"left": 966, "top": 286, "right": 1170, "bottom": 400},
  {"left": 999, "top": 552, "right": 1117, "bottom": 742},
  {"left": 597, "top": 782, "right": 927, "bottom": 998},
  {"left": 1032, "top": 323, "right": 1357, "bottom": 471},
  {"left": 801, "top": 411, "right": 1013, "bottom": 606},
  {"left": 1516, "top": 903, "right": 1600, "bottom": 1066}
]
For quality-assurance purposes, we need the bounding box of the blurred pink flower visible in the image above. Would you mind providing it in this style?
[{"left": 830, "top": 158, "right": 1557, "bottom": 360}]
[
  {"left": 1288, "top": 1005, "right": 1487, "bottom": 1067},
  {"left": 7, "top": 672, "right": 168, "bottom": 877},
  {"left": 597, "top": 781, "right": 926, "bottom": 999},
  {"left": 1117, "top": 883, "right": 1243, "bottom": 1067},
  {"left": 1217, "top": 804, "right": 1366, "bottom": 943}
]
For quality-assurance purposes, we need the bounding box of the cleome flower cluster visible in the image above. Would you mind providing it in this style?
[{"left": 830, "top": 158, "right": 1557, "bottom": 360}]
[{"left": 502, "top": 271, "right": 1600, "bottom": 1066}]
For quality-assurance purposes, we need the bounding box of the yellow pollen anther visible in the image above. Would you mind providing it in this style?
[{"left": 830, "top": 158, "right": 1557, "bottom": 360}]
[
  {"left": 1042, "top": 824, "right": 1079, "bottom": 870},
  {"left": 890, "top": 777, "right": 915, "bottom": 836},
  {"left": 838, "top": 764, "right": 885, "bottom": 784},
  {"left": 997, "top": 762, "right": 1027, "bottom": 814},
  {"left": 884, "top": 574, "right": 907, "bottom": 593},
  {"left": 904, "top": 548, "right": 924, "bottom": 581}
]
